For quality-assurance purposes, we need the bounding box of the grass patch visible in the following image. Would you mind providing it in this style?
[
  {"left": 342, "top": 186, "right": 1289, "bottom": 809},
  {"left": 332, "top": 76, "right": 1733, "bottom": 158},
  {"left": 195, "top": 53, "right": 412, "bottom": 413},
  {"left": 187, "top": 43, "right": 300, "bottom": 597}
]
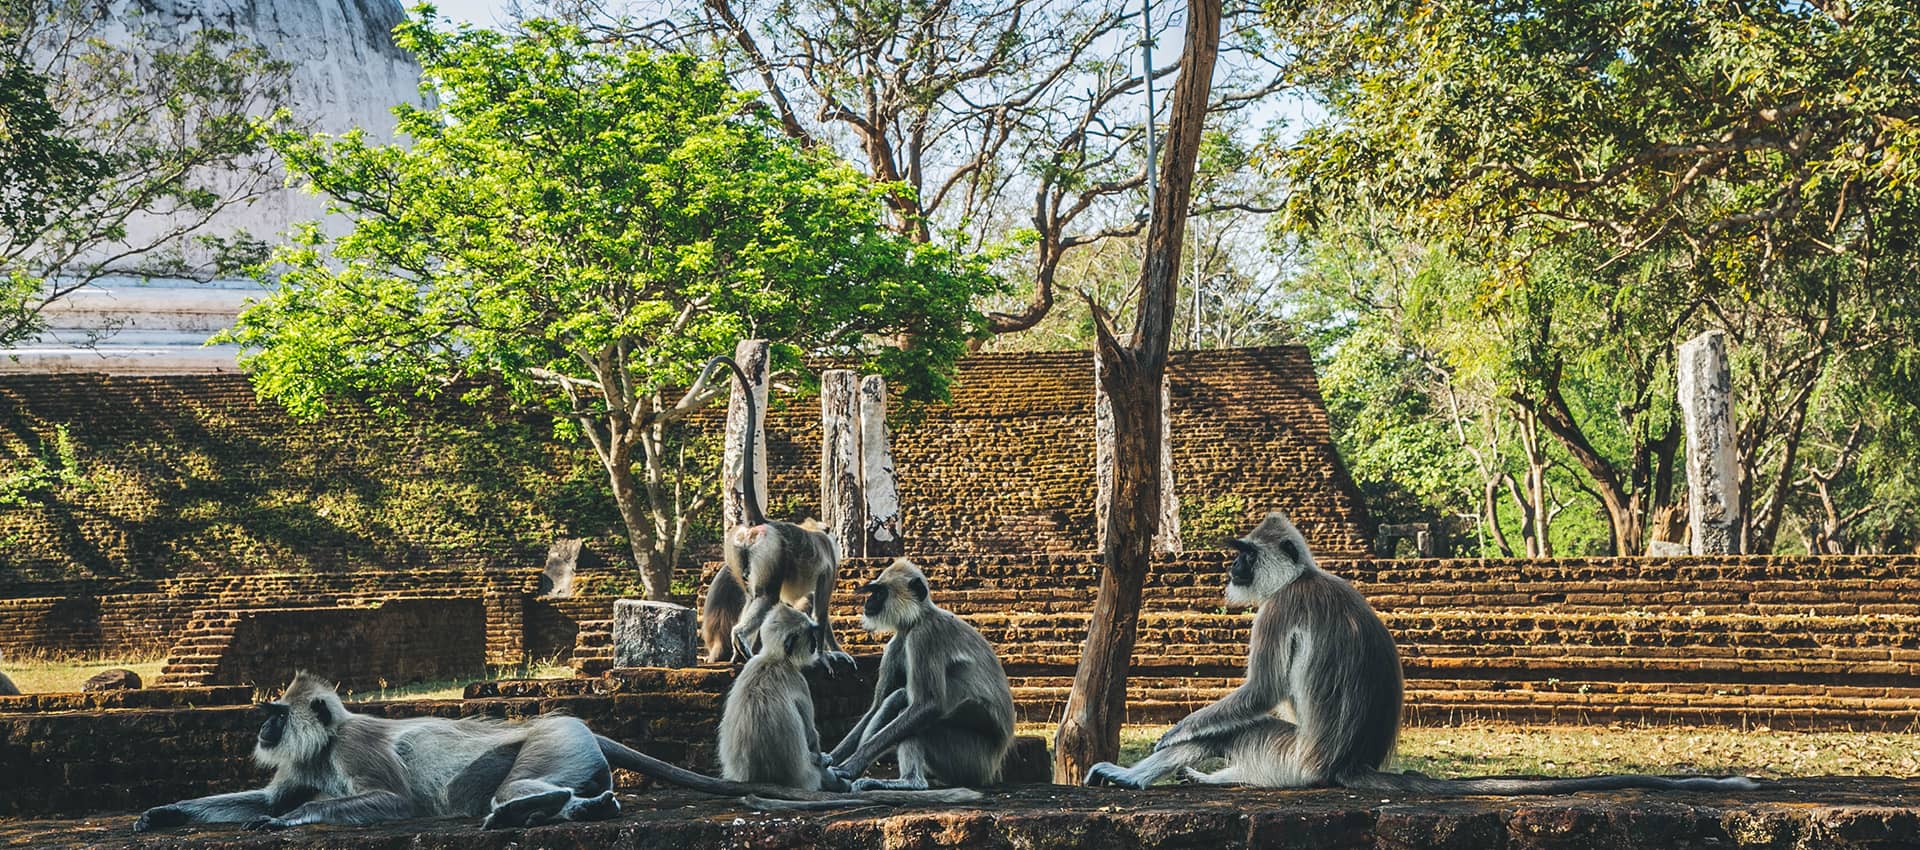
[
  {"left": 1017, "top": 722, "right": 1920, "bottom": 781},
  {"left": 339, "top": 662, "right": 576, "bottom": 702},
  {"left": 1, "top": 656, "right": 166, "bottom": 693}
]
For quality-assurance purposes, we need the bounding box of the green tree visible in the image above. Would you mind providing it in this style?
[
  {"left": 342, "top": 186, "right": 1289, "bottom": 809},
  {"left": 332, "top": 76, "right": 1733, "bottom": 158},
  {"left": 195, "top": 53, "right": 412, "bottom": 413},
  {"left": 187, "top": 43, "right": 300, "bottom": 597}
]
[
  {"left": 1270, "top": 0, "right": 1920, "bottom": 553},
  {"left": 224, "top": 13, "right": 1001, "bottom": 598},
  {"left": 1, "top": 0, "right": 287, "bottom": 345}
]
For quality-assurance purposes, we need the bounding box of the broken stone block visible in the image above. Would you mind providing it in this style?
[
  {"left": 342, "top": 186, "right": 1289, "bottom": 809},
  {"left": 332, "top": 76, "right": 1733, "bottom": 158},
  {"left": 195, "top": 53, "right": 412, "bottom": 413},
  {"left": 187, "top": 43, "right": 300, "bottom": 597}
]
[
  {"left": 82, "top": 668, "right": 142, "bottom": 691},
  {"left": 612, "top": 600, "right": 698, "bottom": 669}
]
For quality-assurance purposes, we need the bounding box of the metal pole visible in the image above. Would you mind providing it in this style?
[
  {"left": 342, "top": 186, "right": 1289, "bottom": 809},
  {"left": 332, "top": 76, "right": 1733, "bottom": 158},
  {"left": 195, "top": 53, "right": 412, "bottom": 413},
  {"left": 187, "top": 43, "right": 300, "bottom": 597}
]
[{"left": 1141, "top": 0, "right": 1156, "bottom": 219}]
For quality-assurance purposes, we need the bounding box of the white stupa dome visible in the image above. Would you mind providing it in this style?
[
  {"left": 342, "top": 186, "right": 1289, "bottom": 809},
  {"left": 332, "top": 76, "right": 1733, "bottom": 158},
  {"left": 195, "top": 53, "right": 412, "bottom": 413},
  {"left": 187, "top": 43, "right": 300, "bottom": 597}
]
[{"left": 4, "top": 0, "right": 430, "bottom": 373}]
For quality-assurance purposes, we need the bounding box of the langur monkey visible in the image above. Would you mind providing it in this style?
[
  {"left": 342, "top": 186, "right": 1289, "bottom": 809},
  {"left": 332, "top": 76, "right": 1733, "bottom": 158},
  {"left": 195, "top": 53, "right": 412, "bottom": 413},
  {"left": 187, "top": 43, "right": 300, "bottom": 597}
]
[
  {"left": 1085, "top": 511, "right": 1760, "bottom": 794},
  {"left": 720, "top": 603, "right": 849, "bottom": 790},
  {"left": 695, "top": 355, "right": 854, "bottom": 675},
  {"left": 135, "top": 672, "right": 624, "bottom": 832},
  {"left": 135, "top": 668, "right": 980, "bottom": 833},
  {"left": 718, "top": 602, "right": 982, "bottom": 811},
  {"left": 826, "top": 559, "right": 1016, "bottom": 792}
]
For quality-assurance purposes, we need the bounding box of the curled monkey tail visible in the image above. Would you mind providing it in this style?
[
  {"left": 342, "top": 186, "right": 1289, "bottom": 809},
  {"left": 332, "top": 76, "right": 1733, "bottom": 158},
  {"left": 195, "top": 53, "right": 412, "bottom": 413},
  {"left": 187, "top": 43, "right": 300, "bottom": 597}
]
[
  {"left": 693, "top": 354, "right": 767, "bottom": 527},
  {"left": 741, "top": 788, "right": 985, "bottom": 811},
  {"left": 1340, "top": 770, "right": 1761, "bottom": 795}
]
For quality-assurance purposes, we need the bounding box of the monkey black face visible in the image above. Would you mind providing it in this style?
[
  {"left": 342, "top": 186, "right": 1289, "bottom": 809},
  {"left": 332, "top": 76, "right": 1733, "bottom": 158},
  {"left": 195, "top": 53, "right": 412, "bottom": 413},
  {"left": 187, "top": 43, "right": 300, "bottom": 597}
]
[
  {"left": 861, "top": 582, "right": 888, "bottom": 618},
  {"left": 257, "top": 702, "right": 290, "bottom": 748},
  {"left": 1225, "top": 538, "right": 1258, "bottom": 587}
]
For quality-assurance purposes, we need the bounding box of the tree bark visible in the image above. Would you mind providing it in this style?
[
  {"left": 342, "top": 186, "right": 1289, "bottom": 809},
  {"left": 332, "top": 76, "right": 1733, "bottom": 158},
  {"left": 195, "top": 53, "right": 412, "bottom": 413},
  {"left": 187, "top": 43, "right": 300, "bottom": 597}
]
[
  {"left": 1053, "top": 0, "right": 1220, "bottom": 784},
  {"left": 608, "top": 459, "right": 672, "bottom": 600}
]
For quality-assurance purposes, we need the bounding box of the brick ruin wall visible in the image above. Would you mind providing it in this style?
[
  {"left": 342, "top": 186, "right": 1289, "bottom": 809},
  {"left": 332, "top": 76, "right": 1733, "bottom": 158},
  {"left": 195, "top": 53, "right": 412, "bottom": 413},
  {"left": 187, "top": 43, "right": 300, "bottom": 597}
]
[
  {"left": 814, "top": 552, "right": 1920, "bottom": 731},
  {"left": 153, "top": 598, "right": 487, "bottom": 690},
  {"left": 8, "top": 553, "right": 1920, "bottom": 732},
  {"left": 0, "top": 347, "right": 1370, "bottom": 586},
  {"left": 2, "top": 553, "right": 1919, "bottom": 820},
  {"left": 0, "top": 569, "right": 543, "bottom": 659},
  {"left": 0, "top": 666, "right": 878, "bottom": 819}
]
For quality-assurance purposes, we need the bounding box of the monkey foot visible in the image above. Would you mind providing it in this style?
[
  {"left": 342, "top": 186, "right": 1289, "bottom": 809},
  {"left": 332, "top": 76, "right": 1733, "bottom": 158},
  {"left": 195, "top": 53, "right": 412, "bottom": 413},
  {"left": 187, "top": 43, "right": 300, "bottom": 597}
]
[
  {"left": 484, "top": 789, "right": 573, "bottom": 830},
  {"left": 1084, "top": 763, "right": 1148, "bottom": 789},
  {"left": 561, "top": 790, "right": 620, "bottom": 822},
  {"left": 131, "top": 806, "right": 187, "bottom": 833}
]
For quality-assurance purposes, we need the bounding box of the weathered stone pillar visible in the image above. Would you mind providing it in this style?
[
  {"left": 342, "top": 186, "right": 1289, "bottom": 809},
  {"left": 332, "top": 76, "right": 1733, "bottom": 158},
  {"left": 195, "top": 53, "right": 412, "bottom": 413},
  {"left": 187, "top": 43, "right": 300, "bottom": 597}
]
[
  {"left": 1094, "top": 349, "right": 1181, "bottom": 554},
  {"left": 1678, "top": 330, "right": 1741, "bottom": 554},
  {"left": 860, "top": 375, "right": 904, "bottom": 557},
  {"left": 612, "top": 600, "right": 698, "bottom": 668},
  {"left": 820, "top": 369, "right": 864, "bottom": 556},
  {"left": 722, "top": 339, "right": 769, "bottom": 529}
]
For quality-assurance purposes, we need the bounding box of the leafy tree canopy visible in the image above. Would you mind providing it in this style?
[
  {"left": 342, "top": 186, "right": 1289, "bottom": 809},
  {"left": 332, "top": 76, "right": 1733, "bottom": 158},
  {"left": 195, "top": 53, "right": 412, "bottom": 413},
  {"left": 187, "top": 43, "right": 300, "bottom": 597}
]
[
  {"left": 1268, "top": 0, "right": 1920, "bottom": 554},
  {"left": 224, "top": 11, "right": 1003, "bottom": 595}
]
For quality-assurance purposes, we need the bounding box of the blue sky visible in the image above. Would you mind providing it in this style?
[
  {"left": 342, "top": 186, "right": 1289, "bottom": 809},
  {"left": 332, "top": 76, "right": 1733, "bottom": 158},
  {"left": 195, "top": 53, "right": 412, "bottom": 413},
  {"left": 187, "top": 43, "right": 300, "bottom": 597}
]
[{"left": 429, "top": 0, "right": 515, "bottom": 27}]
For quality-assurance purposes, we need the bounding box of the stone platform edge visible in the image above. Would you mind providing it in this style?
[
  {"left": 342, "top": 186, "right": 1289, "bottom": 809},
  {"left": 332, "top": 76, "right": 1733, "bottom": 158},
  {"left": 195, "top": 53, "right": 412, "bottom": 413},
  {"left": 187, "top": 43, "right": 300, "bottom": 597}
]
[{"left": 6, "top": 779, "right": 1918, "bottom": 850}]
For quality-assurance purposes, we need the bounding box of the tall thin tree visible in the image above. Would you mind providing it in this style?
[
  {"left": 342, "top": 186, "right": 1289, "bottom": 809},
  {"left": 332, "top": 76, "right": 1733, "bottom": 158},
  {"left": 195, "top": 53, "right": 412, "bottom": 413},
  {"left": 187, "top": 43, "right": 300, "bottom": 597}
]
[{"left": 1052, "top": 0, "right": 1222, "bottom": 783}]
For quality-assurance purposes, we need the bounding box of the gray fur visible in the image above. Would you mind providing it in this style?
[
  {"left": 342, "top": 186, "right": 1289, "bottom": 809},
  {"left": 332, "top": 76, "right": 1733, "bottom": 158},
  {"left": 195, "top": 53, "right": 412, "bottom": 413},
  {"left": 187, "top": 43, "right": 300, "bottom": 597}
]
[
  {"left": 134, "top": 673, "right": 620, "bottom": 832},
  {"left": 0, "top": 669, "right": 18, "bottom": 697},
  {"left": 1085, "top": 511, "right": 1759, "bottom": 795},
  {"left": 719, "top": 604, "right": 847, "bottom": 790},
  {"left": 133, "top": 670, "right": 976, "bottom": 834},
  {"left": 828, "top": 558, "right": 1016, "bottom": 793},
  {"left": 717, "top": 518, "right": 854, "bottom": 675},
  {"left": 695, "top": 349, "right": 852, "bottom": 675}
]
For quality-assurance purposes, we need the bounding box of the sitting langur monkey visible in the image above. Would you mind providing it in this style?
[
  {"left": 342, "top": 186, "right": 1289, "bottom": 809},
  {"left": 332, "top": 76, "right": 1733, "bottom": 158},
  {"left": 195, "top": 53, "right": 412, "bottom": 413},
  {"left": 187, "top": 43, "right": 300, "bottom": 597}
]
[
  {"left": 719, "top": 602, "right": 980, "bottom": 806},
  {"left": 827, "top": 559, "right": 1016, "bottom": 792},
  {"left": 1085, "top": 511, "right": 1760, "bottom": 794},
  {"left": 135, "top": 671, "right": 976, "bottom": 833},
  {"left": 697, "top": 356, "right": 854, "bottom": 674}
]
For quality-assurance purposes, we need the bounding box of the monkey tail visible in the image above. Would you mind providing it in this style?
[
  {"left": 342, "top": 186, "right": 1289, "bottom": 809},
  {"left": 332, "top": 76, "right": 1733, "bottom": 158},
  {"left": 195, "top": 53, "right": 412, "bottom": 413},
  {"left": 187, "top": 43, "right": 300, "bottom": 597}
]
[
  {"left": 741, "top": 788, "right": 984, "bottom": 811},
  {"left": 598, "top": 735, "right": 906, "bottom": 802},
  {"left": 1340, "top": 770, "right": 1760, "bottom": 795},
  {"left": 693, "top": 354, "right": 767, "bottom": 527}
]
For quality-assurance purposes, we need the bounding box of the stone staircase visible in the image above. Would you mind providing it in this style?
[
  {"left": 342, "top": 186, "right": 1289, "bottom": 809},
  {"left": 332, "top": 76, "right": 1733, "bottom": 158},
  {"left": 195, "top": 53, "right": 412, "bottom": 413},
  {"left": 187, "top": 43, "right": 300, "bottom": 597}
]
[
  {"left": 150, "top": 610, "right": 243, "bottom": 688},
  {"left": 570, "top": 619, "right": 614, "bottom": 675},
  {"left": 649, "top": 553, "right": 1920, "bottom": 730}
]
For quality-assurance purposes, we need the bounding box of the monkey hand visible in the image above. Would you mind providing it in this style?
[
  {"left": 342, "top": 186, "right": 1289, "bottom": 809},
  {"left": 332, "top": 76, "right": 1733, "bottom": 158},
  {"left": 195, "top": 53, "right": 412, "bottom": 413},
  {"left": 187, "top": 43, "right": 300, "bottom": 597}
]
[
  {"left": 132, "top": 805, "right": 189, "bottom": 833},
  {"left": 820, "top": 650, "right": 856, "bottom": 678},
  {"left": 818, "top": 765, "right": 853, "bottom": 792},
  {"left": 827, "top": 765, "right": 858, "bottom": 787},
  {"left": 816, "top": 752, "right": 834, "bottom": 767},
  {"left": 244, "top": 816, "right": 296, "bottom": 832},
  {"left": 730, "top": 628, "right": 757, "bottom": 662}
]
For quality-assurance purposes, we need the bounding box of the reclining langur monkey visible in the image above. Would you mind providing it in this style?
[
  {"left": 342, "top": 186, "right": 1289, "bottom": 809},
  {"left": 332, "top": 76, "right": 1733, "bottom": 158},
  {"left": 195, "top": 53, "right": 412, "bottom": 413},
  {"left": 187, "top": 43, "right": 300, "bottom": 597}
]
[
  {"left": 135, "top": 671, "right": 978, "bottom": 833},
  {"left": 1085, "top": 511, "right": 1760, "bottom": 794},
  {"left": 696, "top": 355, "right": 853, "bottom": 674},
  {"left": 827, "top": 559, "right": 1016, "bottom": 792}
]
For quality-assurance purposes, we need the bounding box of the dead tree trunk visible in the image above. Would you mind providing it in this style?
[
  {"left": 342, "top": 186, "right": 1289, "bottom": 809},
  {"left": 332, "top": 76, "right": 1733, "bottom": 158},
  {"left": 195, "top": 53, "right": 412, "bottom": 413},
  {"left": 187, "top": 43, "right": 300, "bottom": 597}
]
[
  {"left": 821, "top": 369, "right": 864, "bottom": 555},
  {"left": 1052, "top": 0, "right": 1221, "bottom": 784},
  {"left": 1095, "top": 361, "right": 1182, "bottom": 555}
]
